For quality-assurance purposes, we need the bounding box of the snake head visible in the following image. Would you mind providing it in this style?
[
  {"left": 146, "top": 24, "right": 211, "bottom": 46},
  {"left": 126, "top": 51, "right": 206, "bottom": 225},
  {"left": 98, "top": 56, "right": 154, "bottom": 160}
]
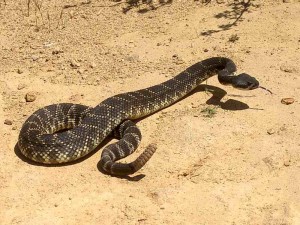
[{"left": 232, "top": 73, "right": 259, "bottom": 90}]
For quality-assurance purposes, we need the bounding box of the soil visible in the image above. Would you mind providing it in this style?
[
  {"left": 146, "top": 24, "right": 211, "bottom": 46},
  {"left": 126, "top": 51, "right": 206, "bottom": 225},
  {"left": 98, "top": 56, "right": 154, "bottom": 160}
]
[{"left": 1, "top": 0, "right": 300, "bottom": 224}]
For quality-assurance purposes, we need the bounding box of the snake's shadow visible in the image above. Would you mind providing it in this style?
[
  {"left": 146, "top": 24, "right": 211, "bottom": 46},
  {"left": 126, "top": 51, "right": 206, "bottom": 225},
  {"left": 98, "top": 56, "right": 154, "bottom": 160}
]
[
  {"left": 14, "top": 84, "right": 253, "bottom": 179},
  {"left": 196, "top": 84, "right": 251, "bottom": 110}
]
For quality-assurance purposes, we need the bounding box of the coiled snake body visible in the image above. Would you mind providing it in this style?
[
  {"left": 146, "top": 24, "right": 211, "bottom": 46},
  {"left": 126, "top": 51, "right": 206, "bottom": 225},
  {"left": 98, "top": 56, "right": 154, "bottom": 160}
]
[{"left": 18, "top": 57, "right": 261, "bottom": 175}]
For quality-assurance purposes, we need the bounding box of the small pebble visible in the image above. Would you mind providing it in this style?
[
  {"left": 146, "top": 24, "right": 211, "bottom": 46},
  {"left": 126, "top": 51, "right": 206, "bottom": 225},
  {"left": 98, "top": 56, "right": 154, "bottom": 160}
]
[
  {"left": 172, "top": 54, "right": 184, "bottom": 65},
  {"left": 25, "top": 92, "right": 37, "bottom": 102},
  {"left": 81, "top": 74, "right": 88, "bottom": 80},
  {"left": 31, "top": 55, "right": 39, "bottom": 61},
  {"left": 279, "top": 125, "right": 287, "bottom": 132},
  {"left": 77, "top": 68, "right": 84, "bottom": 74},
  {"left": 17, "top": 68, "right": 24, "bottom": 74},
  {"left": 125, "top": 55, "right": 139, "bottom": 63},
  {"left": 267, "top": 128, "right": 275, "bottom": 135},
  {"left": 52, "top": 47, "right": 64, "bottom": 55},
  {"left": 280, "top": 65, "right": 297, "bottom": 73},
  {"left": 281, "top": 98, "right": 294, "bottom": 105},
  {"left": 43, "top": 42, "right": 54, "bottom": 48},
  {"left": 69, "top": 10, "right": 75, "bottom": 18},
  {"left": 228, "top": 34, "right": 239, "bottom": 43},
  {"left": 4, "top": 119, "right": 13, "bottom": 125},
  {"left": 181, "top": 172, "right": 188, "bottom": 177},
  {"left": 17, "top": 83, "right": 26, "bottom": 90},
  {"left": 70, "top": 60, "right": 80, "bottom": 68},
  {"left": 283, "top": 159, "right": 291, "bottom": 166},
  {"left": 90, "top": 62, "right": 97, "bottom": 68}
]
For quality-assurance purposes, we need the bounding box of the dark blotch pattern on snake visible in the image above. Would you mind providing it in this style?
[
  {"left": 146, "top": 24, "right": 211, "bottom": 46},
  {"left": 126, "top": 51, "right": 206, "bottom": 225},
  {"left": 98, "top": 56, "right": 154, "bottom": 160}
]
[{"left": 18, "top": 57, "right": 261, "bottom": 176}]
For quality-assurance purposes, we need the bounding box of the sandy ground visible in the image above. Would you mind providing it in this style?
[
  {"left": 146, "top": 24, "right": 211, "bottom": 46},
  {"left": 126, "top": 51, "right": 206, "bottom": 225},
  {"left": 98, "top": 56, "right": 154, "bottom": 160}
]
[{"left": 1, "top": 0, "right": 300, "bottom": 224}]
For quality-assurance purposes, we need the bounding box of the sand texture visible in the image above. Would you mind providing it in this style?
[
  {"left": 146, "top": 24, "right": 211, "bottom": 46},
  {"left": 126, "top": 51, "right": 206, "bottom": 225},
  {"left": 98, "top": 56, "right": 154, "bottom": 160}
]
[{"left": 1, "top": 0, "right": 300, "bottom": 224}]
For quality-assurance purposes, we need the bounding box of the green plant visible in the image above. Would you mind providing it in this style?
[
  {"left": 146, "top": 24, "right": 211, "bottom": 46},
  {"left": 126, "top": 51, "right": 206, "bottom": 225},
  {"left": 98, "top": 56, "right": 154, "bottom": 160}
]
[{"left": 201, "top": 106, "right": 217, "bottom": 118}]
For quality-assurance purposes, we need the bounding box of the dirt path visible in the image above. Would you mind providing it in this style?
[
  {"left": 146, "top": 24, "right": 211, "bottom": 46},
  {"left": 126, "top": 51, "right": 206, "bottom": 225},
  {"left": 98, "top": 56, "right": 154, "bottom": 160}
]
[{"left": 1, "top": 1, "right": 300, "bottom": 224}]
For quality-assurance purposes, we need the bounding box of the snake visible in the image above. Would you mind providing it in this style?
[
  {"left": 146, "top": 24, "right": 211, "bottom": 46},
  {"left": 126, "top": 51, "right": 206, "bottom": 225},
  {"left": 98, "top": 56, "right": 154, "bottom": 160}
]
[{"left": 18, "top": 57, "right": 269, "bottom": 176}]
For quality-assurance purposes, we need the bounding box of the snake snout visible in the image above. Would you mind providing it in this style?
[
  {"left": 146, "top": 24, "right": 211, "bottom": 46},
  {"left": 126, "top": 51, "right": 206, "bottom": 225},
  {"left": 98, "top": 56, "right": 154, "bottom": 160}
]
[{"left": 232, "top": 73, "right": 259, "bottom": 90}]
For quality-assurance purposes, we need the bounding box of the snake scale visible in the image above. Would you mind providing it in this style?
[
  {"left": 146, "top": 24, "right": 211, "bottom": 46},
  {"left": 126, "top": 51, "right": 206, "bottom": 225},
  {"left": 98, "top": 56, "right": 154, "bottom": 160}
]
[{"left": 18, "top": 57, "right": 263, "bottom": 176}]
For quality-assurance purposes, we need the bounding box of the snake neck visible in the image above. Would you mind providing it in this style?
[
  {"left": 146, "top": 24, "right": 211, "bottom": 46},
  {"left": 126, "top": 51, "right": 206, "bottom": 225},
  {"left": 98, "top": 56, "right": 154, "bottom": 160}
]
[{"left": 117, "top": 57, "right": 238, "bottom": 119}]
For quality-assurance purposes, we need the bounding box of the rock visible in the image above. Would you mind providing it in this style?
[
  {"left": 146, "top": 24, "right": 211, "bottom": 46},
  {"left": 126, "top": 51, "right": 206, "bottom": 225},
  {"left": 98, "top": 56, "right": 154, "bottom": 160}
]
[
  {"left": 267, "top": 128, "right": 275, "bottom": 135},
  {"left": 281, "top": 98, "right": 295, "bottom": 105},
  {"left": 4, "top": 119, "right": 13, "bottom": 125},
  {"left": 25, "top": 92, "right": 37, "bottom": 102}
]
